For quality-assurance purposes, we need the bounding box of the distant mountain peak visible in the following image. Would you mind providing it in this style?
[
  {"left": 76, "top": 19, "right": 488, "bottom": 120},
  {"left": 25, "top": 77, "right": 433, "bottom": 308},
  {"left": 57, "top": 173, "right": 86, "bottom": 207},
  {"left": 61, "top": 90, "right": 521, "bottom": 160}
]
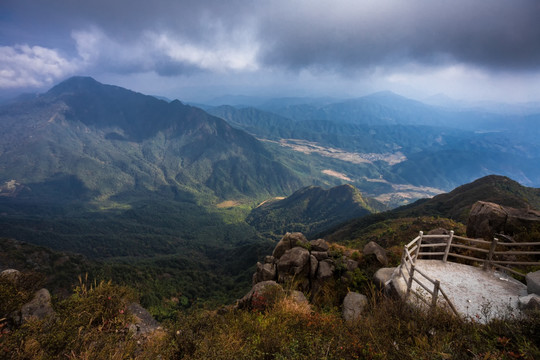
[{"left": 46, "top": 76, "right": 101, "bottom": 95}]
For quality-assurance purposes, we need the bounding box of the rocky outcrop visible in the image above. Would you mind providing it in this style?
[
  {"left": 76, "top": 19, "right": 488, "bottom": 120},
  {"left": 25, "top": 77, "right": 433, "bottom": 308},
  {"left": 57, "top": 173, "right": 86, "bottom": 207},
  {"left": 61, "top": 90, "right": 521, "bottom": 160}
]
[
  {"left": 244, "top": 233, "right": 370, "bottom": 316},
  {"left": 277, "top": 247, "right": 311, "bottom": 290},
  {"left": 467, "top": 201, "right": 540, "bottom": 239},
  {"left": 1, "top": 269, "right": 55, "bottom": 325},
  {"left": 272, "top": 232, "right": 308, "bottom": 259},
  {"left": 310, "top": 238, "right": 330, "bottom": 252},
  {"left": 342, "top": 292, "right": 368, "bottom": 322},
  {"left": 254, "top": 260, "right": 277, "bottom": 284},
  {"left": 363, "top": 241, "right": 388, "bottom": 266},
  {"left": 254, "top": 234, "right": 341, "bottom": 296}
]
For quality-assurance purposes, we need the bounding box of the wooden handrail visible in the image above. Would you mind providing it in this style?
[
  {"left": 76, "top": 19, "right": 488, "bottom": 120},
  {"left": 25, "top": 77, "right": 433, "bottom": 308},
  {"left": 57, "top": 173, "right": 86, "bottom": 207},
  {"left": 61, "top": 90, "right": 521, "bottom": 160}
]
[{"left": 398, "top": 230, "right": 539, "bottom": 318}]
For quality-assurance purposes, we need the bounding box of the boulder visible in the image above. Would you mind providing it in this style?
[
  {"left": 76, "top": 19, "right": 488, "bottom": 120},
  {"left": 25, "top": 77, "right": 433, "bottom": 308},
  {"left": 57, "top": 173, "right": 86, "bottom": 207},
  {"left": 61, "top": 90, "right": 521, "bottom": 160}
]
[
  {"left": 310, "top": 239, "right": 330, "bottom": 252},
  {"left": 127, "top": 302, "right": 160, "bottom": 335},
  {"left": 309, "top": 255, "right": 318, "bottom": 279},
  {"left": 363, "top": 241, "right": 388, "bottom": 266},
  {"left": 316, "top": 259, "right": 335, "bottom": 279},
  {"left": 289, "top": 290, "right": 309, "bottom": 305},
  {"left": 518, "top": 294, "right": 540, "bottom": 311},
  {"left": 342, "top": 292, "right": 368, "bottom": 322},
  {"left": 272, "top": 232, "right": 308, "bottom": 259},
  {"left": 264, "top": 255, "right": 275, "bottom": 264},
  {"left": 467, "top": 201, "right": 540, "bottom": 239},
  {"left": 254, "top": 261, "right": 277, "bottom": 284},
  {"left": 277, "top": 247, "right": 311, "bottom": 289},
  {"left": 311, "top": 251, "right": 329, "bottom": 261},
  {"left": 345, "top": 259, "right": 359, "bottom": 272},
  {"left": 237, "top": 281, "right": 284, "bottom": 310},
  {"left": 0, "top": 269, "right": 21, "bottom": 282},
  {"left": 526, "top": 270, "right": 540, "bottom": 295},
  {"left": 467, "top": 201, "right": 509, "bottom": 238},
  {"left": 21, "top": 288, "right": 54, "bottom": 323},
  {"left": 373, "top": 267, "right": 396, "bottom": 289}
]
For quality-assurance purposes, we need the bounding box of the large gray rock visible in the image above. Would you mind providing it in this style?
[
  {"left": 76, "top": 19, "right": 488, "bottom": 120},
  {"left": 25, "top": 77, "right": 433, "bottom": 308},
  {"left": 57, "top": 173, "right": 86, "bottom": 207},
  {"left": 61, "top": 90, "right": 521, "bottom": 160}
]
[
  {"left": 310, "top": 239, "right": 330, "bottom": 252},
  {"left": 363, "top": 241, "right": 388, "bottom": 266},
  {"left": 277, "top": 247, "right": 311, "bottom": 289},
  {"left": 467, "top": 201, "right": 509, "bottom": 238},
  {"left": 345, "top": 259, "right": 359, "bottom": 272},
  {"left": 373, "top": 267, "right": 396, "bottom": 289},
  {"left": 342, "top": 292, "right": 368, "bottom": 322},
  {"left": 254, "top": 261, "right": 277, "bottom": 284},
  {"left": 309, "top": 255, "right": 318, "bottom": 279},
  {"left": 526, "top": 270, "right": 540, "bottom": 295},
  {"left": 272, "top": 232, "right": 308, "bottom": 259},
  {"left": 21, "top": 288, "right": 54, "bottom": 323},
  {"left": 127, "top": 302, "right": 160, "bottom": 335},
  {"left": 237, "top": 281, "right": 284, "bottom": 310},
  {"left": 289, "top": 290, "right": 309, "bottom": 305},
  {"left": 467, "top": 201, "right": 540, "bottom": 239},
  {"left": 311, "top": 251, "right": 329, "bottom": 261},
  {"left": 316, "top": 259, "right": 335, "bottom": 279},
  {"left": 518, "top": 294, "right": 540, "bottom": 311},
  {"left": 0, "top": 269, "right": 21, "bottom": 282}
]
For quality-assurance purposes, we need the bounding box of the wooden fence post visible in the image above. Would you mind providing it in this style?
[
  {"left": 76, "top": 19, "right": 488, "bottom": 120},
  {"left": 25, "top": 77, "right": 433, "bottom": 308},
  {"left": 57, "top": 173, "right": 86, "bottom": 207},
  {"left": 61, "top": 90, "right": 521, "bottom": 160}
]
[
  {"left": 414, "top": 231, "right": 423, "bottom": 264},
  {"left": 432, "top": 280, "right": 440, "bottom": 309},
  {"left": 406, "top": 264, "right": 415, "bottom": 297},
  {"left": 485, "top": 238, "right": 499, "bottom": 270},
  {"left": 443, "top": 230, "right": 454, "bottom": 263}
]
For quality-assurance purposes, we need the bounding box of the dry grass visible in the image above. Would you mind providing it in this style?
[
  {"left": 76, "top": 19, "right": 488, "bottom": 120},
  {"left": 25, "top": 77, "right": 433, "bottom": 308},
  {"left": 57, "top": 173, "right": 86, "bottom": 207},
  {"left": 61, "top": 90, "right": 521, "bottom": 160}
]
[{"left": 2, "top": 275, "right": 539, "bottom": 359}]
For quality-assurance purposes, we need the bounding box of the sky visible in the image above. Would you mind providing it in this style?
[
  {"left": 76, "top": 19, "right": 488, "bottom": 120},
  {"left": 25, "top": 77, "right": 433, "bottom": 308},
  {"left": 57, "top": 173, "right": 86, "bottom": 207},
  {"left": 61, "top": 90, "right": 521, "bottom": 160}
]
[{"left": 2, "top": 0, "right": 540, "bottom": 103}]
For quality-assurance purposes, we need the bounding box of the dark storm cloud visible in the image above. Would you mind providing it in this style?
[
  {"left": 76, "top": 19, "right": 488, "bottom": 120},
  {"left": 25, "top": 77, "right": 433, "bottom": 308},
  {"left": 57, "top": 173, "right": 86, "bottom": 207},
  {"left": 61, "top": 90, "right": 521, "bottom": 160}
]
[
  {"left": 256, "top": 0, "right": 540, "bottom": 72},
  {"left": 2, "top": 0, "right": 540, "bottom": 98},
  {"left": 3, "top": 0, "right": 540, "bottom": 73}
]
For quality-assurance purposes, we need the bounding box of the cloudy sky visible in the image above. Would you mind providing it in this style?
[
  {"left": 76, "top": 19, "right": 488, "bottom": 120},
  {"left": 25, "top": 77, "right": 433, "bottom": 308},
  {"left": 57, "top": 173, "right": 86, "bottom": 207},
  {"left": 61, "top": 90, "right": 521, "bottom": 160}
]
[{"left": 2, "top": 0, "right": 540, "bottom": 103}]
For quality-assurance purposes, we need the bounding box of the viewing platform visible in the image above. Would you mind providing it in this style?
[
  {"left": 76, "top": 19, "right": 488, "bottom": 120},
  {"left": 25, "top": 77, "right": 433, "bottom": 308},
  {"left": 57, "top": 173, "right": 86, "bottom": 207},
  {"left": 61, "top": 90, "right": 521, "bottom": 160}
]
[{"left": 390, "top": 231, "right": 540, "bottom": 322}]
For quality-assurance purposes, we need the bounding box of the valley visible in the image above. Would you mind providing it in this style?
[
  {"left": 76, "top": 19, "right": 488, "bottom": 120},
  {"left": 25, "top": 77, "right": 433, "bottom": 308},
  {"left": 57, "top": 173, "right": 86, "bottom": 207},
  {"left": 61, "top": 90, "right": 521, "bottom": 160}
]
[
  {"left": 3, "top": 2, "right": 540, "bottom": 358},
  {"left": 1, "top": 77, "right": 540, "bottom": 320}
]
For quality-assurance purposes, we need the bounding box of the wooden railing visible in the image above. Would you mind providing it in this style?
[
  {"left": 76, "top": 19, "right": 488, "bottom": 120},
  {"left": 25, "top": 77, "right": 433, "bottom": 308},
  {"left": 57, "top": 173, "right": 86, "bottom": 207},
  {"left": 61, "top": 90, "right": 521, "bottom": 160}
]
[{"left": 398, "top": 231, "right": 540, "bottom": 316}]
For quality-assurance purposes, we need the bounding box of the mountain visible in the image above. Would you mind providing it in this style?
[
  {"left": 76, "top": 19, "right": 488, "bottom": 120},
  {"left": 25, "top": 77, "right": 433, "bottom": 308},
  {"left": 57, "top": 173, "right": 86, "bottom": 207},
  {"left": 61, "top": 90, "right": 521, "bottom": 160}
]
[
  {"left": 324, "top": 175, "right": 540, "bottom": 244},
  {"left": 207, "top": 94, "right": 540, "bottom": 192},
  {"left": 0, "top": 76, "right": 303, "bottom": 203},
  {"left": 246, "top": 184, "right": 386, "bottom": 238},
  {"left": 259, "top": 91, "right": 455, "bottom": 126},
  {"left": 395, "top": 175, "right": 540, "bottom": 222},
  {"left": 206, "top": 104, "right": 463, "bottom": 154}
]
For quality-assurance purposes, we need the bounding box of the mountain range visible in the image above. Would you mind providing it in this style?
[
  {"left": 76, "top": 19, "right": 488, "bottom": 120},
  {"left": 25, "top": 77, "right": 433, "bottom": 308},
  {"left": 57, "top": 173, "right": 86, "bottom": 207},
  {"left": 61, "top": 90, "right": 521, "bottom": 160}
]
[
  {"left": 1, "top": 76, "right": 540, "bottom": 311},
  {"left": 0, "top": 76, "right": 304, "bottom": 205},
  {"left": 206, "top": 91, "right": 540, "bottom": 195}
]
